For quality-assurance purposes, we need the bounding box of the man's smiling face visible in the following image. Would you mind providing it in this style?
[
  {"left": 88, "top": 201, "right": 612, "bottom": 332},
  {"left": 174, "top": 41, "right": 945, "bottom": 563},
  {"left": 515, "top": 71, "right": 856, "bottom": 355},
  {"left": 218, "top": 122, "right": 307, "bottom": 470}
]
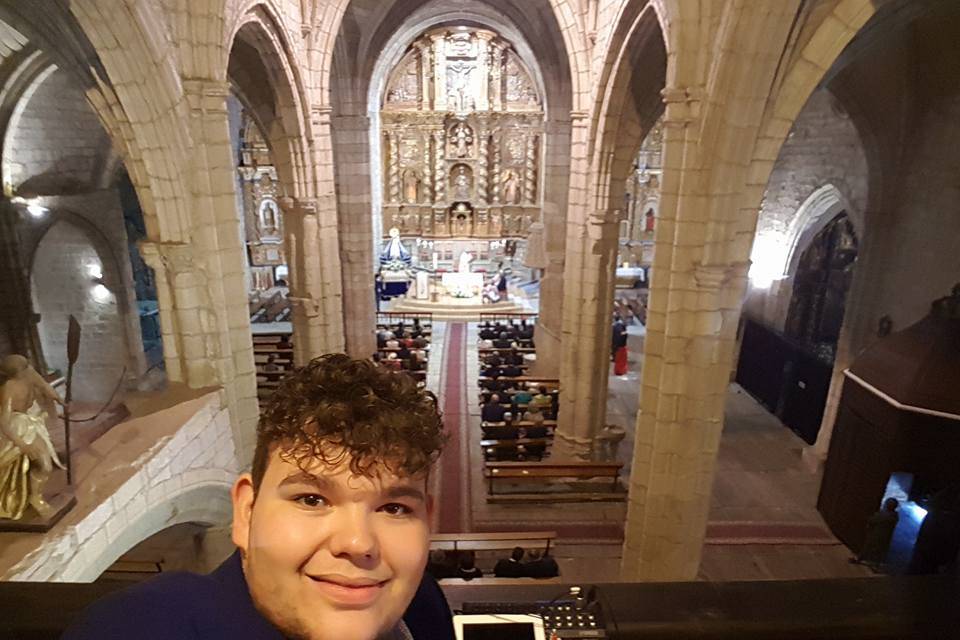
[{"left": 232, "top": 446, "right": 433, "bottom": 640}]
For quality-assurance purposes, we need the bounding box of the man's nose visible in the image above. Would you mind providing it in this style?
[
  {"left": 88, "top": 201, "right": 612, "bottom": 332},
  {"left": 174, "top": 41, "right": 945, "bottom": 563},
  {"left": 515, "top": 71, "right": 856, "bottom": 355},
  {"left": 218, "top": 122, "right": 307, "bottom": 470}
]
[{"left": 328, "top": 506, "right": 378, "bottom": 562}]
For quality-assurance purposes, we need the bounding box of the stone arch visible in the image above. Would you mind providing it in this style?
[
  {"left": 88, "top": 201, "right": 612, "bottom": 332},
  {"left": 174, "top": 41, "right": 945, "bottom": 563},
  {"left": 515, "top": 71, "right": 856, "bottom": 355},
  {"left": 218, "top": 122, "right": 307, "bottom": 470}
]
[
  {"left": 751, "top": 1, "right": 879, "bottom": 197},
  {"left": 29, "top": 215, "right": 131, "bottom": 401},
  {"left": 587, "top": 4, "right": 666, "bottom": 209},
  {"left": 228, "top": 2, "right": 312, "bottom": 198},
  {"left": 784, "top": 184, "right": 861, "bottom": 282},
  {"left": 317, "top": 0, "right": 586, "bottom": 110},
  {"left": 63, "top": 480, "right": 233, "bottom": 582}
]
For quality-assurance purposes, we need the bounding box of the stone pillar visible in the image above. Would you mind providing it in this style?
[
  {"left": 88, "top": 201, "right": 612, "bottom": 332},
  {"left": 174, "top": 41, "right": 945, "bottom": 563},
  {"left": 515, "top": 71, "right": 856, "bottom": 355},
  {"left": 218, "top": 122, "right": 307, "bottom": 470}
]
[
  {"left": 620, "top": 86, "right": 744, "bottom": 582},
  {"left": 140, "top": 241, "right": 214, "bottom": 386},
  {"left": 553, "top": 197, "right": 622, "bottom": 460},
  {"left": 333, "top": 110, "right": 378, "bottom": 360},
  {"left": 431, "top": 34, "right": 447, "bottom": 111},
  {"left": 284, "top": 196, "right": 346, "bottom": 363},
  {"left": 181, "top": 78, "right": 260, "bottom": 459}
]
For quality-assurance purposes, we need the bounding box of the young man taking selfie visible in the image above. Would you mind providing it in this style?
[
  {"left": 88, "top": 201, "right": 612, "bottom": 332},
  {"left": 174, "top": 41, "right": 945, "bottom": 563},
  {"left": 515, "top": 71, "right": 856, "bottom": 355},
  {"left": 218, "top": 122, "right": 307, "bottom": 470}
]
[{"left": 65, "top": 354, "right": 453, "bottom": 640}]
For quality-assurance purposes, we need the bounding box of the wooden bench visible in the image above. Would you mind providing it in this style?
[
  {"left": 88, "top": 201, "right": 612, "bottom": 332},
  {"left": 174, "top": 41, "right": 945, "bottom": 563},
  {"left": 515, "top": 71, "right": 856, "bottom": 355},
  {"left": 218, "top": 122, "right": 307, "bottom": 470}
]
[
  {"left": 430, "top": 531, "right": 556, "bottom": 553},
  {"left": 484, "top": 461, "right": 623, "bottom": 495},
  {"left": 478, "top": 376, "right": 558, "bottom": 385},
  {"left": 478, "top": 347, "right": 536, "bottom": 354}
]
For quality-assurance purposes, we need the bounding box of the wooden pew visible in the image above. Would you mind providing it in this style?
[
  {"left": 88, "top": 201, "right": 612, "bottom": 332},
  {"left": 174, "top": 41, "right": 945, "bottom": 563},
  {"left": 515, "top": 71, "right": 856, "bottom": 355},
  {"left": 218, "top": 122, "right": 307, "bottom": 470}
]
[
  {"left": 484, "top": 461, "right": 624, "bottom": 497},
  {"left": 481, "top": 438, "right": 550, "bottom": 461},
  {"left": 430, "top": 531, "right": 556, "bottom": 553}
]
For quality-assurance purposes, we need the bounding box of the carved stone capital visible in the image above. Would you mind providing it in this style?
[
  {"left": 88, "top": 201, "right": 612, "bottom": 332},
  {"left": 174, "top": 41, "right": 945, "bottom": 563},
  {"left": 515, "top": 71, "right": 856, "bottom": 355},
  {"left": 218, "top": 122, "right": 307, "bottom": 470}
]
[
  {"left": 182, "top": 79, "right": 230, "bottom": 114},
  {"left": 139, "top": 241, "right": 194, "bottom": 276},
  {"left": 693, "top": 262, "right": 734, "bottom": 290},
  {"left": 661, "top": 85, "right": 703, "bottom": 127},
  {"left": 589, "top": 208, "right": 624, "bottom": 226}
]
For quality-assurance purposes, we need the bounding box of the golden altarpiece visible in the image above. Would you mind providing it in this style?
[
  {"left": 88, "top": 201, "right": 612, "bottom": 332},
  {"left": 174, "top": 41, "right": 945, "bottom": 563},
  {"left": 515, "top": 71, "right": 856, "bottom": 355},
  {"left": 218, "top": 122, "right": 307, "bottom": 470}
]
[
  {"left": 380, "top": 27, "right": 543, "bottom": 241},
  {"left": 237, "top": 116, "right": 285, "bottom": 292}
]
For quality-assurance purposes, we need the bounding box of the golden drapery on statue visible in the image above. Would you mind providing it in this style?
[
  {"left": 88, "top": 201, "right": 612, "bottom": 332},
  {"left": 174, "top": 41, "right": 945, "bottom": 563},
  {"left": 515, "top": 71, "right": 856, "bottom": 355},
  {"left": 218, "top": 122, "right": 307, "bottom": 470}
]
[
  {"left": 0, "top": 406, "right": 61, "bottom": 520},
  {"left": 0, "top": 434, "right": 31, "bottom": 520},
  {"left": 0, "top": 355, "right": 67, "bottom": 521}
]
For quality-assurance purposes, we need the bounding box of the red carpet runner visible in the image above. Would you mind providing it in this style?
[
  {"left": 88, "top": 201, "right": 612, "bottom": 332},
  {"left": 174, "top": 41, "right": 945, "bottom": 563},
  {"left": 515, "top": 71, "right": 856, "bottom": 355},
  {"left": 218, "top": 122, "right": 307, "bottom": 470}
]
[{"left": 437, "top": 322, "right": 468, "bottom": 533}]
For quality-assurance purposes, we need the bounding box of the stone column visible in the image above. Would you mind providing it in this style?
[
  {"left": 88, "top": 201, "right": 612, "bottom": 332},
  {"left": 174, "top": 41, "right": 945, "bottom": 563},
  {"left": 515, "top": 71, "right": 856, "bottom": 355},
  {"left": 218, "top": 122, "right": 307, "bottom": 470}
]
[
  {"left": 431, "top": 33, "right": 447, "bottom": 111},
  {"left": 333, "top": 111, "right": 378, "bottom": 359},
  {"left": 305, "top": 104, "right": 347, "bottom": 358},
  {"left": 140, "top": 241, "right": 208, "bottom": 386},
  {"left": 553, "top": 198, "right": 622, "bottom": 460},
  {"left": 181, "top": 78, "right": 260, "bottom": 459},
  {"left": 284, "top": 196, "right": 346, "bottom": 363},
  {"left": 620, "top": 85, "right": 746, "bottom": 582},
  {"left": 433, "top": 129, "right": 446, "bottom": 202}
]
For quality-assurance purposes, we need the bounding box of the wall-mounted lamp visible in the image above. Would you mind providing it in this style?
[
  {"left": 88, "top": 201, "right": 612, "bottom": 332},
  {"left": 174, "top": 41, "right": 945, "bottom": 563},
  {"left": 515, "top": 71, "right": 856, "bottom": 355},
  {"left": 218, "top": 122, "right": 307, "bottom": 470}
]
[
  {"left": 26, "top": 203, "right": 48, "bottom": 219},
  {"left": 86, "top": 261, "right": 112, "bottom": 303}
]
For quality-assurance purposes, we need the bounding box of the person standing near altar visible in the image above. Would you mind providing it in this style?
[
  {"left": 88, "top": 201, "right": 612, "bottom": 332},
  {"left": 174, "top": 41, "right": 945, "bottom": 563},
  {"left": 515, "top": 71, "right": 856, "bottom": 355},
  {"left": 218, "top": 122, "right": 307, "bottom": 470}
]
[{"left": 457, "top": 250, "right": 473, "bottom": 273}]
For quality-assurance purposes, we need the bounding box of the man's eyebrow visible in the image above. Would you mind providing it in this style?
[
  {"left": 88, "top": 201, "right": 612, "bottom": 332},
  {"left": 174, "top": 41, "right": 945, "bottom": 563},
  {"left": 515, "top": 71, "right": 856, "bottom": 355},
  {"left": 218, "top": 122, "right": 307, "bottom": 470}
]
[
  {"left": 277, "top": 472, "right": 334, "bottom": 490},
  {"left": 384, "top": 485, "right": 426, "bottom": 503}
]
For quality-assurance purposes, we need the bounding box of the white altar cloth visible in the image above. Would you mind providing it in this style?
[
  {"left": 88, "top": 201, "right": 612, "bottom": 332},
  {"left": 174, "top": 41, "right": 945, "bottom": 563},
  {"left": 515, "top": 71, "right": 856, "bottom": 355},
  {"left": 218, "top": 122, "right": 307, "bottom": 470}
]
[{"left": 441, "top": 272, "right": 484, "bottom": 298}]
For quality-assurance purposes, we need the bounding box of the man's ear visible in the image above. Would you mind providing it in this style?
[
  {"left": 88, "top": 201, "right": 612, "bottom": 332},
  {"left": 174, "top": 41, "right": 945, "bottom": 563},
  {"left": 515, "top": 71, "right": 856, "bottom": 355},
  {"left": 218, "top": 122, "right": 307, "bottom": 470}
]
[{"left": 231, "top": 473, "right": 255, "bottom": 555}]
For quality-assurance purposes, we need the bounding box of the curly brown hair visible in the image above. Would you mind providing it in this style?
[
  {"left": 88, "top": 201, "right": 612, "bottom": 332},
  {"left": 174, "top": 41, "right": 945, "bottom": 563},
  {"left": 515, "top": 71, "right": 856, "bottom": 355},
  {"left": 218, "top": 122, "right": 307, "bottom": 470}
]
[{"left": 251, "top": 353, "right": 446, "bottom": 491}]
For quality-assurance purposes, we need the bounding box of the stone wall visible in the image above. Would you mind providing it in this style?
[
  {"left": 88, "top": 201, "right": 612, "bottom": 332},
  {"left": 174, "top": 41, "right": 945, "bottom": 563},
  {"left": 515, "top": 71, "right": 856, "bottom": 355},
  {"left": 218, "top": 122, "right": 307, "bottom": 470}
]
[
  {"left": 30, "top": 220, "right": 127, "bottom": 400},
  {"left": 0, "top": 391, "right": 239, "bottom": 582},
  {"left": 745, "top": 88, "right": 869, "bottom": 331},
  {"left": 871, "top": 91, "right": 960, "bottom": 331},
  {"left": 2, "top": 67, "right": 112, "bottom": 194}
]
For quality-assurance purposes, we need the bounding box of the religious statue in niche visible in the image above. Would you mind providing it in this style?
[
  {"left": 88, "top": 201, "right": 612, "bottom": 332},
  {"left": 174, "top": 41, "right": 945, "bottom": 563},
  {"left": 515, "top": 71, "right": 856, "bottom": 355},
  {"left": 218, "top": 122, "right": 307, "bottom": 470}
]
[
  {"left": 450, "top": 121, "right": 474, "bottom": 158},
  {"left": 451, "top": 202, "right": 473, "bottom": 236},
  {"left": 0, "top": 355, "right": 66, "bottom": 520},
  {"left": 501, "top": 169, "right": 520, "bottom": 205},
  {"left": 403, "top": 169, "right": 420, "bottom": 204},
  {"left": 258, "top": 198, "right": 281, "bottom": 238},
  {"left": 451, "top": 164, "right": 473, "bottom": 200}
]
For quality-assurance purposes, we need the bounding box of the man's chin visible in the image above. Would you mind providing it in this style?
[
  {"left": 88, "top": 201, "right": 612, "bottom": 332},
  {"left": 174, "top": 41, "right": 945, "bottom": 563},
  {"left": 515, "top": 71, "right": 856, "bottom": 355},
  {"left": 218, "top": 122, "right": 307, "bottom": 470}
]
[{"left": 272, "top": 608, "right": 396, "bottom": 640}]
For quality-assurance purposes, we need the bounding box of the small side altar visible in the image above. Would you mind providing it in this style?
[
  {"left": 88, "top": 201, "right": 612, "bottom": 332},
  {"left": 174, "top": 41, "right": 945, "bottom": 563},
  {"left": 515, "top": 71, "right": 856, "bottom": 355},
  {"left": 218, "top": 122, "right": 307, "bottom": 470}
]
[{"left": 441, "top": 272, "right": 484, "bottom": 298}]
